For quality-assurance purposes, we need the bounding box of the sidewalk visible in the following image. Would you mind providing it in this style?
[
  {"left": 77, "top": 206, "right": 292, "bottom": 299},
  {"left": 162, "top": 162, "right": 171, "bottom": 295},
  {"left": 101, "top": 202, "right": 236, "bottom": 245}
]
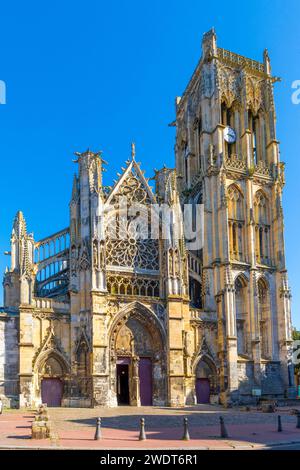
[{"left": 1, "top": 409, "right": 300, "bottom": 450}]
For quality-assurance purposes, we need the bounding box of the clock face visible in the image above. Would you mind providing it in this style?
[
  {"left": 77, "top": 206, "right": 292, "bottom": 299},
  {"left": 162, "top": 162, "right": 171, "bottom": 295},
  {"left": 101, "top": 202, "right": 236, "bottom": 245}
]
[{"left": 224, "top": 126, "right": 236, "bottom": 144}]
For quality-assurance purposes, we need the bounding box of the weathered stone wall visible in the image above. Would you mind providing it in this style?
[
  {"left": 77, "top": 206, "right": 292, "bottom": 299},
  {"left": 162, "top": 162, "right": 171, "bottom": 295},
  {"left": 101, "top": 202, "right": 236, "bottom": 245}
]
[
  {"left": 261, "top": 362, "right": 285, "bottom": 396},
  {"left": 0, "top": 316, "right": 19, "bottom": 407},
  {"left": 237, "top": 361, "right": 285, "bottom": 403},
  {"left": 237, "top": 361, "right": 255, "bottom": 401}
]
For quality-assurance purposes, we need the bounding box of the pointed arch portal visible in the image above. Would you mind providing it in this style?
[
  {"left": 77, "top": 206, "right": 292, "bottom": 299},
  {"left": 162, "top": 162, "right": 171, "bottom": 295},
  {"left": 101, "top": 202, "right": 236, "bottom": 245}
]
[
  {"left": 109, "top": 302, "right": 167, "bottom": 406},
  {"left": 38, "top": 353, "right": 67, "bottom": 407},
  {"left": 194, "top": 355, "right": 218, "bottom": 404},
  {"left": 34, "top": 349, "right": 70, "bottom": 408}
]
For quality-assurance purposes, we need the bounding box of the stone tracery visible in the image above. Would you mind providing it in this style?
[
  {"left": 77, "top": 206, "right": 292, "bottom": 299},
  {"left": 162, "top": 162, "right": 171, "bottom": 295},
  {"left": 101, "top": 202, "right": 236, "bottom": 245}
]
[
  {"left": 106, "top": 274, "right": 160, "bottom": 297},
  {"left": 105, "top": 213, "right": 159, "bottom": 271}
]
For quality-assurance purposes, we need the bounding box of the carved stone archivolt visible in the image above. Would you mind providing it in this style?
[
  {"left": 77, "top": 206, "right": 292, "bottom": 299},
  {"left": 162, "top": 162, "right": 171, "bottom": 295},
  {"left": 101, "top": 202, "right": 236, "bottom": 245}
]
[
  {"left": 115, "top": 323, "right": 135, "bottom": 357},
  {"left": 32, "top": 325, "right": 70, "bottom": 372},
  {"left": 153, "top": 303, "right": 166, "bottom": 325},
  {"left": 192, "top": 334, "right": 217, "bottom": 368},
  {"left": 109, "top": 303, "right": 166, "bottom": 361},
  {"left": 42, "top": 356, "right": 64, "bottom": 377}
]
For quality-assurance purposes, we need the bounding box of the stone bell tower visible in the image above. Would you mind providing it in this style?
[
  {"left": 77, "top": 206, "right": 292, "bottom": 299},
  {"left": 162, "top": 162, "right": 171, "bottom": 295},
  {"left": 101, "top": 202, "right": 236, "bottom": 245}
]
[{"left": 175, "top": 29, "right": 294, "bottom": 403}]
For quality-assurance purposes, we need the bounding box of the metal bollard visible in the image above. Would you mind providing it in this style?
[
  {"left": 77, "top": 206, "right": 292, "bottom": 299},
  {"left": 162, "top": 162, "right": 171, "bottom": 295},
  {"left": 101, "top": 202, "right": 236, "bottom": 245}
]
[
  {"left": 182, "top": 417, "right": 190, "bottom": 441},
  {"left": 219, "top": 416, "right": 229, "bottom": 438},
  {"left": 139, "top": 418, "right": 146, "bottom": 441},
  {"left": 297, "top": 411, "right": 300, "bottom": 429},
  {"left": 94, "top": 417, "right": 102, "bottom": 440},
  {"left": 277, "top": 415, "right": 282, "bottom": 432}
]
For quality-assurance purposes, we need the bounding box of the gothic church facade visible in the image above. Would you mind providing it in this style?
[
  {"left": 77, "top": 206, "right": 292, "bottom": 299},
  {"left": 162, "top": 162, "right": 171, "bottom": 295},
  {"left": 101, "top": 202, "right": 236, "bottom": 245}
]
[{"left": 0, "top": 30, "right": 294, "bottom": 408}]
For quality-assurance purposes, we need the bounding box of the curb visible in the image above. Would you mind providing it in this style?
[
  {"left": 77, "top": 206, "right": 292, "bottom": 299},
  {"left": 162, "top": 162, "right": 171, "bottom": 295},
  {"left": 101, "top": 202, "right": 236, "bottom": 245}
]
[{"left": 0, "top": 440, "right": 300, "bottom": 451}]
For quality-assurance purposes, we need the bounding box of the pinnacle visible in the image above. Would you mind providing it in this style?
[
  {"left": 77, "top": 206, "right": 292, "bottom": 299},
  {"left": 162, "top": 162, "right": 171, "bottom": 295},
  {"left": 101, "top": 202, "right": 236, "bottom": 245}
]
[{"left": 13, "top": 210, "right": 27, "bottom": 238}]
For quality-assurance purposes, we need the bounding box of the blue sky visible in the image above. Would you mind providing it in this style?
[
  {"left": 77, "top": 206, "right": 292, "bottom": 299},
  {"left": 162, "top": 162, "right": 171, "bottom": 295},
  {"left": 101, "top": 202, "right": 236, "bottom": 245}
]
[{"left": 0, "top": 0, "right": 299, "bottom": 327}]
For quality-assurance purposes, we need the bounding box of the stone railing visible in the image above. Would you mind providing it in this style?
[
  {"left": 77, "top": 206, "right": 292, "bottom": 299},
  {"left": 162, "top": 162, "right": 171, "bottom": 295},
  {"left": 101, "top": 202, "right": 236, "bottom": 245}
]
[
  {"left": 190, "top": 308, "right": 218, "bottom": 321},
  {"left": 35, "top": 227, "right": 70, "bottom": 260},
  {"left": 52, "top": 300, "right": 70, "bottom": 313},
  {"left": 190, "top": 308, "right": 203, "bottom": 320},
  {"left": 224, "top": 154, "right": 247, "bottom": 172},
  {"left": 188, "top": 252, "right": 202, "bottom": 276},
  {"left": 33, "top": 298, "right": 70, "bottom": 313},
  {"left": 217, "top": 48, "right": 265, "bottom": 74},
  {"left": 256, "top": 256, "right": 275, "bottom": 268},
  {"left": 254, "top": 160, "right": 271, "bottom": 177},
  {"left": 33, "top": 298, "right": 52, "bottom": 309}
]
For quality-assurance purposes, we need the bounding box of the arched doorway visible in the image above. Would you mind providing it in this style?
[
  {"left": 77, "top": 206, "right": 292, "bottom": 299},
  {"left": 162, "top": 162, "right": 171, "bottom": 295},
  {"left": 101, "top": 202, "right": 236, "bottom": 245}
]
[
  {"left": 195, "top": 356, "right": 218, "bottom": 404},
  {"left": 40, "top": 356, "right": 64, "bottom": 407},
  {"left": 110, "top": 304, "right": 166, "bottom": 406},
  {"left": 41, "top": 378, "right": 63, "bottom": 407},
  {"left": 36, "top": 353, "right": 69, "bottom": 407}
]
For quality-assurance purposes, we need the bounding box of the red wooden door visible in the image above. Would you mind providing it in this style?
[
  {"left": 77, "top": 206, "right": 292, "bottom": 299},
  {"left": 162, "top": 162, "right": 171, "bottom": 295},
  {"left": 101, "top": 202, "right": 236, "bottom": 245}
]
[
  {"left": 196, "top": 378, "right": 210, "bottom": 404},
  {"left": 41, "top": 378, "right": 63, "bottom": 407},
  {"left": 139, "top": 358, "right": 152, "bottom": 406}
]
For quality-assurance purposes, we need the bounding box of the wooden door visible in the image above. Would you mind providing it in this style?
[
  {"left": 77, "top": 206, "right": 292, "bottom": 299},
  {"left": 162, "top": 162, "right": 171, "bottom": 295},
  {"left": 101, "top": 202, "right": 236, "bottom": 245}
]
[
  {"left": 196, "top": 378, "right": 210, "bottom": 404},
  {"left": 41, "top": 378, "right": 63, "bottom": 407},
  {"left": 139, "top": 358, "right": 152, "bottom": 406}
]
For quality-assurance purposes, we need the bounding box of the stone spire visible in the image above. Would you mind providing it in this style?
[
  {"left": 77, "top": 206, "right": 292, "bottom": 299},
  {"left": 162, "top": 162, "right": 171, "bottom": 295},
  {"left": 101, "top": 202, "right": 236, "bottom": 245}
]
[
  {"left": 131, "top": 142, "right": 136, "bottom": 160},
  {"left": 263, "top": 48, "right": 271, "bottom": 75},
  {"left": 10, "top": 211, "right": 34, "bottom": 277},
  {"left": 73, "top": 149, "right": 107, "bottom": 193},
  {"left": 4, "top": 211, "right": 35, "bottom": 306},
  {"left": 12, "top": 211, "right": 27, "bottom": 239},
  {"left": 202, "top": 27, "right": 217, "bottom": 59}
]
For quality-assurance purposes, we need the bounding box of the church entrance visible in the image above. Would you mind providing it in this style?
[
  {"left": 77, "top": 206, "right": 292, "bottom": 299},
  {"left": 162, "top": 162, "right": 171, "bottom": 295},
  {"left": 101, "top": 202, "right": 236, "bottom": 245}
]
[
  {"left": 194, "top": 356, "right": 218, "bottom": 404},
  {"left": 110, "top": 305, "right": 167, "bottom": 407},
  {"left": 117, "top": 358, "right": 130, "bottom": 405},
  {"left": 41, "top": 378, "right": 63, "bottom": 407}
]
